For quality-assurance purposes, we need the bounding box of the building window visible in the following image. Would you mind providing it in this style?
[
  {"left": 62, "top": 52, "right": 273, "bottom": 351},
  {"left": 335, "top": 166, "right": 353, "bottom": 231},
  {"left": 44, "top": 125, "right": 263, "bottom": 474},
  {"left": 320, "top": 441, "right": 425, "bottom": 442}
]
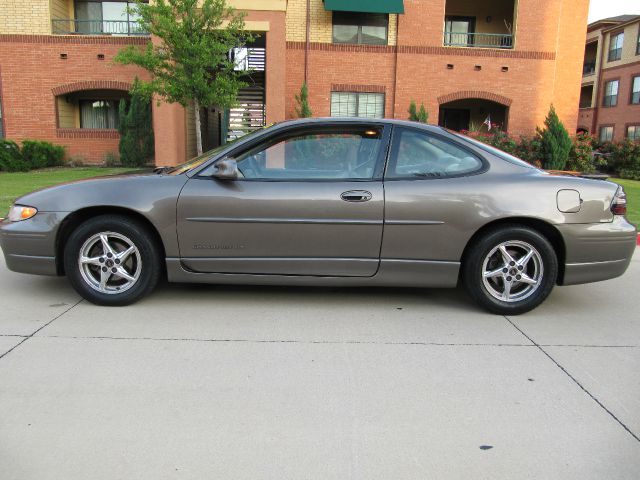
[
  {"left": 71, "top": 1, "right": 146, "bottom": 35},
  {"left": 608, "top": 32, "right": 624, "bottom": 61},
  {"left": 444, "top": 16, "right": 476, "bottom": 47},
  {"left": 632, "top": 76, "right": 640, "bottom": 104},
  {"left": 330, "top": 92, "right": 385, "bottom": 118},
  {"left": 628, "top": 125, "right": 640, "bottom": 140},
  {"left": 599, "top": 126, "right": 614, "bottom": 142},
  {"left": 603, "top": 80, "right": 619, "bottom": 107},
  {"left": 332, "top": 12, "right": 388, "bottom": 45},
  {"left": 80, "top": 100, "right": 119, "bottom": 129}
]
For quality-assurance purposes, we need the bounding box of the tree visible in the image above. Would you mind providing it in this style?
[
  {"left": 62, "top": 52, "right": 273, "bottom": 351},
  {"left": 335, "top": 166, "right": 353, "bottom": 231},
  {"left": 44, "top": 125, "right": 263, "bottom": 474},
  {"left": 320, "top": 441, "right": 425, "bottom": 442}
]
[
  {"left": 115, "top": 0, "right": 252, "bottom": 155},
  {"left": 408, "top": 100, "right": 428, "bottom": 123},
  {"left": 295, "top": 83, "right": 312, "bottom": 118},
  {"left": 118, "top": 84, "right": 155, "bottom": 167},
  {"left": 537, "top": 105, "right": 572, "bottom": 170}
]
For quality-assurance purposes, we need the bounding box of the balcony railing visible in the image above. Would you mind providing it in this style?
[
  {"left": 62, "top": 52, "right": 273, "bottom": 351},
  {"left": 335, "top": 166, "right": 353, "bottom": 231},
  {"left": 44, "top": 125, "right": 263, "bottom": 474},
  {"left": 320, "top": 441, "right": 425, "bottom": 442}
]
[
  {"left": 52, "top": 19, "right": 149, "bottom": 36},
  {"left": 444, "top": 31, "right": 513, "bottom": 49},
  {"left": 583, "top": 62, "right": 596, "bottom": 76}
]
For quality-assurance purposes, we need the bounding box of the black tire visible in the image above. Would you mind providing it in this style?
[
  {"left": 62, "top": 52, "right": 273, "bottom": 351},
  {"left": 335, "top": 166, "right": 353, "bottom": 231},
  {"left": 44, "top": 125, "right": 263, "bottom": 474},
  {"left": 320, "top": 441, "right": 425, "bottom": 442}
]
[
  {"left": 462, "top": 225, "right": 558, "bottom": 315},
  {"left": 63, "top": 214, "right": 161, "bottom": 306}
]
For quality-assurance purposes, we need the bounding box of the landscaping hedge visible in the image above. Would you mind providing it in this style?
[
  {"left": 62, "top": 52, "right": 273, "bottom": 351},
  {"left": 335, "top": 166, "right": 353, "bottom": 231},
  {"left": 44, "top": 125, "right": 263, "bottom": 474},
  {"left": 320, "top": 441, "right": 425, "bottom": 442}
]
[{"left": 0, "top": 140, "right": 66, "bottom": 172}]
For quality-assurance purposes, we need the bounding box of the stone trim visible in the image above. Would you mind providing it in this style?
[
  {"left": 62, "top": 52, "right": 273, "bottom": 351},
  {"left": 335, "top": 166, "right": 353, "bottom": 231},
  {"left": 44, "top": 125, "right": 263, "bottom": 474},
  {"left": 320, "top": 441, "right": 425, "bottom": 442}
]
[
  {"left": 52, "top": 81, "right": 132, "bottom": 96},
  {"left": 0, "top": 34, "right": 148, "bottom": 45},
  {"left": 437, "top": 91, "right": 513, "bottom": 107},
  {"left": 331, "top": 84, "right": 386, "bottom": 93},
  {"left": 56, "top": 129, "right": 120, "bottom": 139},
  {"left": 286, "top": 41, "right": 556, "bottom": 60}
]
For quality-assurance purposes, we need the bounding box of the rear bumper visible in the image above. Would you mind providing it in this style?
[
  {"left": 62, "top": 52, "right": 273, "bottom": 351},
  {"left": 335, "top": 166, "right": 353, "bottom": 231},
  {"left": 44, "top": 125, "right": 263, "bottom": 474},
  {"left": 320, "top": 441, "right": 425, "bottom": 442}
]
[
  {"left": 0, "top": 212, "right": 68, "bottom": 276},
  {"left": 558, "top": 216, "right": 637, "bottom": 286}
]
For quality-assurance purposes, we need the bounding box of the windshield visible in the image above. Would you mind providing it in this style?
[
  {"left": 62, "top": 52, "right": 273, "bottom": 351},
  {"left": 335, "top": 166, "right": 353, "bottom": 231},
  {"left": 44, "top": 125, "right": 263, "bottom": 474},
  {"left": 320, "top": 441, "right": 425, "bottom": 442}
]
[
  {"left": 166, "top": 126, "right": 274, "bottom": 175},
  {"left": 447, "top": 130, "right": 539, "bottom": 170}
]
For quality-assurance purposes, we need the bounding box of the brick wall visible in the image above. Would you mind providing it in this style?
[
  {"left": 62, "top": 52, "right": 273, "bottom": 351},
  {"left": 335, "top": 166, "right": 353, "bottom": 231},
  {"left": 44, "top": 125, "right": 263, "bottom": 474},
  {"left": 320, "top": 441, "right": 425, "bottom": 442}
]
[
  {"left": 0, "top": 35, "right": 149, "bottom": 163},
  {"left": 0, "top": 0, "right": 52, "bottom": 34},
  {"left": 596, "top": 61, "right": 640, "bottom": 141},
  {"left": 287, "top": 0, "right": 589, "bottom": 138}
]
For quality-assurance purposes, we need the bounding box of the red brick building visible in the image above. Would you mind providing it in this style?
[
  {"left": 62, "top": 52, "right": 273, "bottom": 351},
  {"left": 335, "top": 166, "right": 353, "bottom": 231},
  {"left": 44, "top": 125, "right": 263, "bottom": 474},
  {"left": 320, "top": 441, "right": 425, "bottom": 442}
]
[
  {"left": 0, "top": 0, "right": 589, "bottom": 166},
  {"left": 578, "top": 15, "right": 640, "bottom": 142}
]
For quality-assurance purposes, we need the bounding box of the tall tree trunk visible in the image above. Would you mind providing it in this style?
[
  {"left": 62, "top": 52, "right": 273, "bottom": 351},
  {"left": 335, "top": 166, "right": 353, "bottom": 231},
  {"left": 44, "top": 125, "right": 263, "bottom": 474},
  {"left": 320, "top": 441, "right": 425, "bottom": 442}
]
[{"left": 194, "top": 98, "right": 203, "bottom": 156}]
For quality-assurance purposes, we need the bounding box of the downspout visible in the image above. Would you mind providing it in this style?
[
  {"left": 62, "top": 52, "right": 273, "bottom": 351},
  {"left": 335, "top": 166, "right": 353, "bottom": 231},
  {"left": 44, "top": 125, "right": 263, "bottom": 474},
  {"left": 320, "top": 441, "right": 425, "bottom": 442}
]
[
  {"left": 304, "top": 0, "right": 311, "bottom": 84},
  {"left": 391, "top": 13, "right": 399, "bottom": 118},
  {"left": 591, "top": 30, "right": 606, "bottom": 134}
]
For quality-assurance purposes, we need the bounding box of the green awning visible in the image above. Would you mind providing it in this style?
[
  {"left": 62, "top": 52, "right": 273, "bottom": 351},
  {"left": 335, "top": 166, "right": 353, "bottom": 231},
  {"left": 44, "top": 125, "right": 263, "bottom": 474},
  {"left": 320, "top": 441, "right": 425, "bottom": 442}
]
[{"left": 323, "top": 0, "right": 404, "bottom": 14}]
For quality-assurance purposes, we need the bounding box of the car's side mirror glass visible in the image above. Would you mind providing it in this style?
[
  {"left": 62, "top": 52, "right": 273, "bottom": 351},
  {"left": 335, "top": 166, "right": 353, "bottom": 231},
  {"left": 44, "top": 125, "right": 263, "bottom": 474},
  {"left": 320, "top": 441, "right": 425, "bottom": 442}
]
[{"left": 212, "top": 158, "right": 239, "bottom": 180}]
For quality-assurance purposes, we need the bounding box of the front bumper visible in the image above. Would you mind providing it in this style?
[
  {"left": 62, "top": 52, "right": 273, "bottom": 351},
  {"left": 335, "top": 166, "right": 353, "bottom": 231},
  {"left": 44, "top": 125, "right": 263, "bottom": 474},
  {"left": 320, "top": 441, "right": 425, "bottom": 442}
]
[
  {"left": 0, "top": 212, "right": 69, "bottom": 276},
  {"left": 558, "top": 216, "right": 637, "bottom": 286}
]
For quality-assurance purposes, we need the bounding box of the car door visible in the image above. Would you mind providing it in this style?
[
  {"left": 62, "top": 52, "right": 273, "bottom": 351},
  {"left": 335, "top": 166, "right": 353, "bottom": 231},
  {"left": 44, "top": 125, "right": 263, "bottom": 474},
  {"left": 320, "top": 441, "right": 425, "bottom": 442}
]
[
  {"left": 176, "top": 123, "right": 390, "bottom": 277},
  {"left": 381, "top": 126, "right": 488, "bottom": 267}
]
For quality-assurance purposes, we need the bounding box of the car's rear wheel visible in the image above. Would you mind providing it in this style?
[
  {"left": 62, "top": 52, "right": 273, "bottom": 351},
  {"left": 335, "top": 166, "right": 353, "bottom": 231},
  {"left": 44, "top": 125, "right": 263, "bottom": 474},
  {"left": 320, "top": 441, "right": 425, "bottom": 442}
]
[
  {"left": 463, "top": 226, "right": 558, "bottom": 315},
  {"left": 63, "top": 215, "right": 161, "bottom": 306}
]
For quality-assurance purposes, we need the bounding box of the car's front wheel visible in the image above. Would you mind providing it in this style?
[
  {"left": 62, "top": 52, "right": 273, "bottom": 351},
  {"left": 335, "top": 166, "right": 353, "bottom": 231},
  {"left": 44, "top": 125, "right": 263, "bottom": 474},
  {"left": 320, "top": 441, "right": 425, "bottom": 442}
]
[
  {"left": 63, "top": 215, "right": 161, "bottom": 306},
  {"left": 463, "top": 226, "right": 558, "bottom": 315}
]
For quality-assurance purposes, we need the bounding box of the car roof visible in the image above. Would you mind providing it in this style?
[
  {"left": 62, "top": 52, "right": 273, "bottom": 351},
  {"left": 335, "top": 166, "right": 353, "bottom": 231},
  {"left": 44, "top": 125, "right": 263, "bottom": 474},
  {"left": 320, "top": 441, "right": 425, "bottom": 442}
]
[{"left": 270, "top": 116, "right": 445, "bottom": 132}]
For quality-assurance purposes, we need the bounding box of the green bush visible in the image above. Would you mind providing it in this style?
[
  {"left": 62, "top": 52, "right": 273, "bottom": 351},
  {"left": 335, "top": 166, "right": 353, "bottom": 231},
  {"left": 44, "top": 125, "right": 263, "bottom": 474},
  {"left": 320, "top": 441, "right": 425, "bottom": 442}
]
[
  {"left": 537, "top": 105, "right": 572, "bottom": 170},
  {"left": 408, "top": 100, "right": 428, "bottom": 123},
  {"left": 21, "top": 140, "right": 65, "bottom": 169},
  {"left": 118, "top": 90, "right": 154, "bottom": 167},
  {"left": 611, "top": 140, "right": 640, "bottom": 180},
  {"left": 567, "top": 132, "right": 603, "bottom": 173},
  {"left": 0, "top": 140, "right": 27, "bottom": 172}
]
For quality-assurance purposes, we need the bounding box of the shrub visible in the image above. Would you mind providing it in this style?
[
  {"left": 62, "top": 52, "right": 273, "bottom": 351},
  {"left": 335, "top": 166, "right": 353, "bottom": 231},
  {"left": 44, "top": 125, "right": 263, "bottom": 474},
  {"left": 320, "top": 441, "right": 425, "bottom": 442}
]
[
  {"left": 567, "top": 132, "right": 601, "bottom": 173},
  {"left": 295, "top": 83, "right": 312, "bottom": 118},
  {"left": 611, "top": 140, "right": 640, "bottom": 180},
  {"left": 408, "top": 100, "right": 428, "bottom": 123},
  {"left": 21, "top": 140, "right": 65, "bottom": 169},
  {"left": 0, "top": 140, "right": 27, "bottom": 172},
  {"left": 537, "top": 105, "right": 572, "bottom": 170},
  {"left": 104, "top": 152, "right": 120, "bottom": 167},
  {"left": 118, "top": 91, "right": 154, "bottom": 168}
]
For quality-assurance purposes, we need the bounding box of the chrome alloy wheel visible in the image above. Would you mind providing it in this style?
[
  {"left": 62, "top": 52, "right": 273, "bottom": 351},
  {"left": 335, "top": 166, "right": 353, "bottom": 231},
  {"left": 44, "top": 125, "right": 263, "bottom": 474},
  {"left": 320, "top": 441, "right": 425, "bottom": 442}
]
[
  {"left": 78, "top": 232, "right": 142, "bottom": 295},
  {"left": 481, "top": 240, "right": 544, "bottom": 303}
]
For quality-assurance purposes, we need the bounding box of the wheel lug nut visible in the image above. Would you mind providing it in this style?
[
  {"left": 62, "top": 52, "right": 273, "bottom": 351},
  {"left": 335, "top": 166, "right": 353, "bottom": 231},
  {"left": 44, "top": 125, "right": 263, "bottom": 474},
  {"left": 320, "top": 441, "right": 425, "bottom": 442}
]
[
  {"left": 518, "top": 265, "right": 523, "bottom": 270},
  {"left": 112, "top": 268, "right": 117, "bottom": 273},
  {"left": 102, "top": 267, "right": 107, "bottom": 272},
  {"left": 115, "top": 259, "right": 121, "bottom": 265},
  {"left": 516, "top": 275, "right": 522, "bottom": 280},
  {"left": 509, "top": 261, "right": 515, "bottom": 266},
  {"left": 502, "top": 268, "right": 508, "bottom": 273},
  {"left": 107, "top": 253, "right": 113, "bottom": 258},
  {"left": 506, "top": 276, "right": 512, "bottom": 281}
]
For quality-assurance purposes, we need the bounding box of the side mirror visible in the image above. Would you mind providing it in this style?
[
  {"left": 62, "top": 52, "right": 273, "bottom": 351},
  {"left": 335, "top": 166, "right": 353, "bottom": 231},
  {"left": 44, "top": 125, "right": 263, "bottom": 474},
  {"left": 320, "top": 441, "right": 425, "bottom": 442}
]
[{"left": 212, "top": 158, "right": 239, "bottom": 180}]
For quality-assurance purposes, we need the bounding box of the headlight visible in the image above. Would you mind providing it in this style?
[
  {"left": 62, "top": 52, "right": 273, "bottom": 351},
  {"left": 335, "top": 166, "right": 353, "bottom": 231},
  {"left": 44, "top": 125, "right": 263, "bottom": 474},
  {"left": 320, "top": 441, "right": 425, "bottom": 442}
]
[{"left": 8, "top": 205, "right": 38, "bottom": 222}]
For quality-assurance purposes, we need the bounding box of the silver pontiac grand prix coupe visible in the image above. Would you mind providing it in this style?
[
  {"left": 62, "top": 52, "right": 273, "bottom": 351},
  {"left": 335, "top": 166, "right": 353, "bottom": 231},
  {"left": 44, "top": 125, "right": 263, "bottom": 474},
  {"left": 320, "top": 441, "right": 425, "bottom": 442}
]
[{"left": 1, "top": 118, "right": 636, "bottom": 314}]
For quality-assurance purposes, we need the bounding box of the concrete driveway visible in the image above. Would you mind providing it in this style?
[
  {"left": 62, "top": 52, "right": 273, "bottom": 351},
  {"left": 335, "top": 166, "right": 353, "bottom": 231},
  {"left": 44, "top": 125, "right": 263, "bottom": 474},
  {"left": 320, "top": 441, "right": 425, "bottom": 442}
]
[{"left": 1, "top": 252, "right": 639, "bottom": 479}]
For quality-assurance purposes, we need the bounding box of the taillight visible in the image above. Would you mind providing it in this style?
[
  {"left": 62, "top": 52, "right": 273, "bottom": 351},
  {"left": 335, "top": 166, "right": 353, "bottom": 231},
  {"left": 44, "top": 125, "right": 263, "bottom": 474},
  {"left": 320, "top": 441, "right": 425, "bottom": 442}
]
[{"left": 611, "top": 186, "right": 627, "bottom": 216}]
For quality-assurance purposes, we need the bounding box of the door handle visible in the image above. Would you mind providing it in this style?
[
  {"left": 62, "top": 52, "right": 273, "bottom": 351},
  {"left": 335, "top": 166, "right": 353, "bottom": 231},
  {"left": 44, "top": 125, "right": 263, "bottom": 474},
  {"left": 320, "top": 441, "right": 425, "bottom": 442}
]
[{"left": 341, "top": 190, "right": 372, "bottom": 202}]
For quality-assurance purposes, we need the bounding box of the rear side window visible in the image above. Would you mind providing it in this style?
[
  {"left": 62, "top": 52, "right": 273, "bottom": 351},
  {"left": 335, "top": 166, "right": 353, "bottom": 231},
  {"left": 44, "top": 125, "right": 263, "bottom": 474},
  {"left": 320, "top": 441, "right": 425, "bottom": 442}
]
[{"left": 386, "top": 128, "right": 483, "bottom": 179}]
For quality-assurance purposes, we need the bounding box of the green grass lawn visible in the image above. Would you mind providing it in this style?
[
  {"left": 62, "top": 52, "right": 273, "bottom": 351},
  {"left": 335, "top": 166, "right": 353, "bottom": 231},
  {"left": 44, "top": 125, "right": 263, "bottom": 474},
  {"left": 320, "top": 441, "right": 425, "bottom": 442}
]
[
  {"left": 0, "top": 167, "right": 142, "bottom": 216},
  {"left": 611, "top": 178, "right": 640, "bottom": 226}
]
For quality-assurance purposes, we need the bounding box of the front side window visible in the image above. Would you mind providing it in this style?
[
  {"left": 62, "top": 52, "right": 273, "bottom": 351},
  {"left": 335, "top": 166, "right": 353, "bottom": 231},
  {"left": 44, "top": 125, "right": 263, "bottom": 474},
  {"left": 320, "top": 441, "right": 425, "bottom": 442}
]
[
  {"left": 80, "top": 100, "right": 119, "bottom": 129},
  {"left": 235, "top": 128, "right": 383, "bottom": 180},
  {"left": 332, "top": 12, "right": 388, "bottom": 45},
  {"left": 387, "top": 128, "right": 483, "bottom": 179},
  {"left": 599, "top": 125, "right": 614, "bottom": 142},
  {"left": 603, "top": 80, "right": 619, "bottom": 107},
  {"left": 608, "top": 32, "right": 624, "bottom": 61},
  {"left": 632, "top": 76, "right": 640, "bottom": 104},
  {"left": 628, "top": 125, "right": 640, "bottom": 141},
  {"left": 330, "top": 92, "right": 384, "bottom": 118}
]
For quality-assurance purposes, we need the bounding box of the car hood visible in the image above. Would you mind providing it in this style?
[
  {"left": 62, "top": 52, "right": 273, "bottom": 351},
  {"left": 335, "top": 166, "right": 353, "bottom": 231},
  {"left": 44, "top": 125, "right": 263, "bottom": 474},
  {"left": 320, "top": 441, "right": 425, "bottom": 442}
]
[{"left": 14, "top": 171, "right": 189, "bottom": 213}]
